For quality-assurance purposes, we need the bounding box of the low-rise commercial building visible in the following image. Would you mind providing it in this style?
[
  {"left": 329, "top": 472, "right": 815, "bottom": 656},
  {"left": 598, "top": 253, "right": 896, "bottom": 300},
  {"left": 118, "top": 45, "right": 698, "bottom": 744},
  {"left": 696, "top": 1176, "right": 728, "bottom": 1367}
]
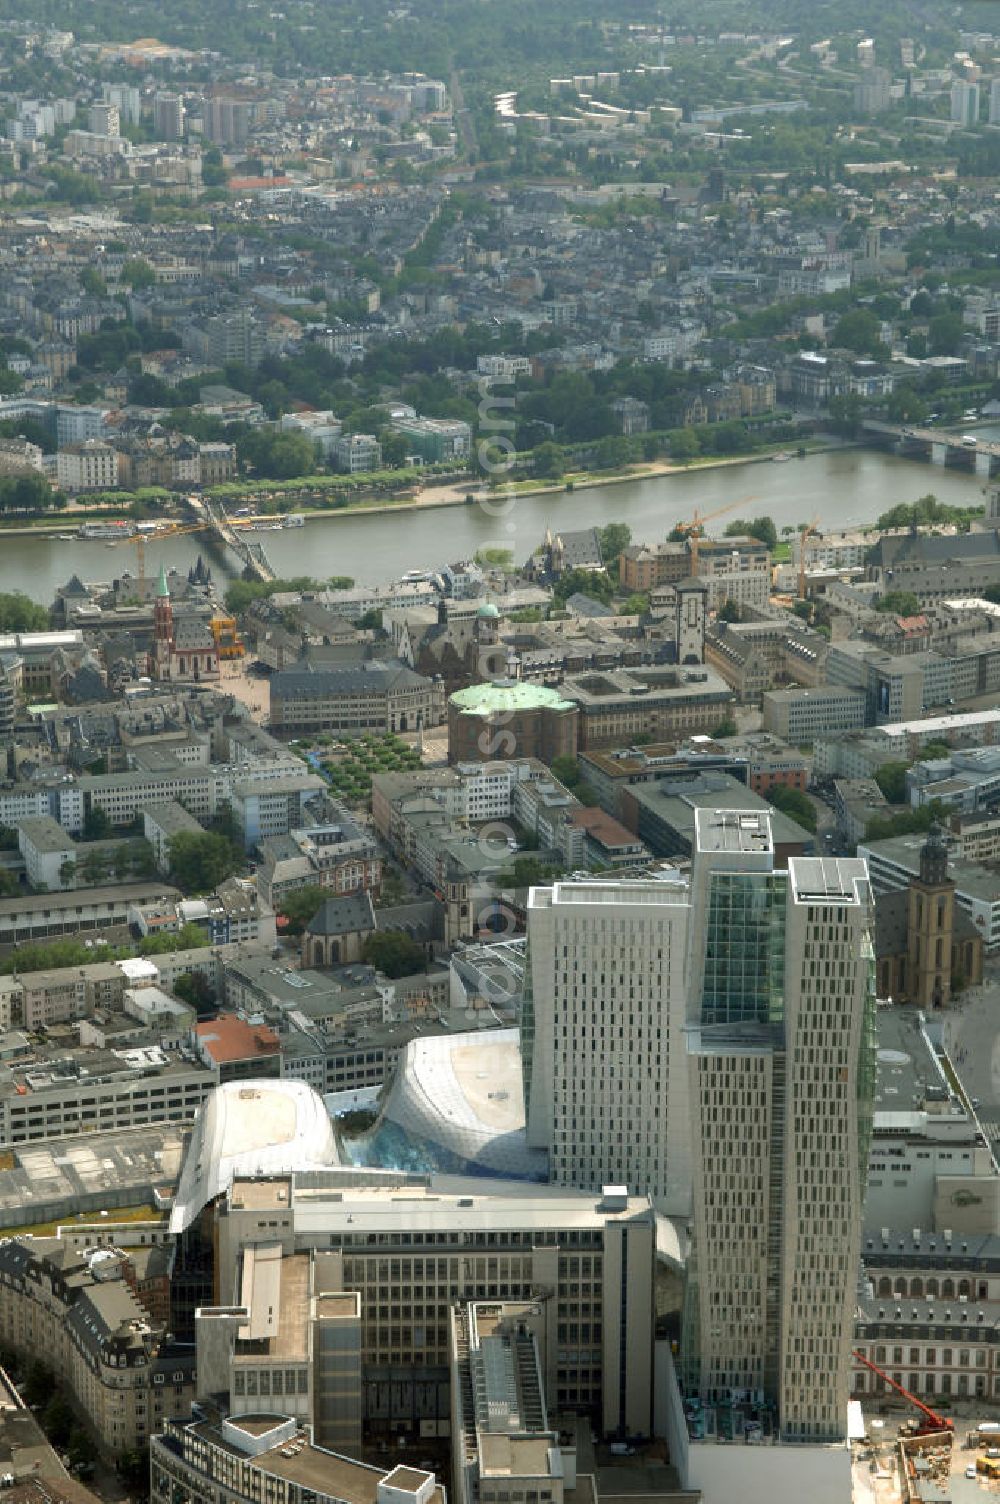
[
  {"left": 762, "top": 684, "right": 868, "bottom": 741},
  {"left": 270, "top": 663, "right": 445, "bottom": 737}
]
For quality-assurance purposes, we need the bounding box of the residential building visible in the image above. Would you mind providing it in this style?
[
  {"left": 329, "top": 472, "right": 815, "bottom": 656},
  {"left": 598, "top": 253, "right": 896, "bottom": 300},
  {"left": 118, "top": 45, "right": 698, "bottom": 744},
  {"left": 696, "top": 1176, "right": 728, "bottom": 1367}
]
[
  {"left": 391, "top": 416, "right": 471, "bottom": 462},
  {"left": 55, "top": 439, "right": 120, "bottom": 492},
  {"left": 0, "top": 1237, "right": 194, "bottom": 1457},
  {"left": 952, "top": 79, "right": 980, "bottom": 124},
  {"left": 334, "top": 434, "right": 382, "bottom": 474},
  {"left": 153, "top": 91, "right": 185, "bottom": 140}
]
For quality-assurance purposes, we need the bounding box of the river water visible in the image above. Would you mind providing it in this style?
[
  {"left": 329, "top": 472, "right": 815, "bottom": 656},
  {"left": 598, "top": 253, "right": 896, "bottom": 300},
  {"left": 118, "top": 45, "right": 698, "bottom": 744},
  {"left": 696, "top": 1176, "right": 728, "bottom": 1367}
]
[{"left": 13, "top": 445, "right": 992, "bottom": 603}]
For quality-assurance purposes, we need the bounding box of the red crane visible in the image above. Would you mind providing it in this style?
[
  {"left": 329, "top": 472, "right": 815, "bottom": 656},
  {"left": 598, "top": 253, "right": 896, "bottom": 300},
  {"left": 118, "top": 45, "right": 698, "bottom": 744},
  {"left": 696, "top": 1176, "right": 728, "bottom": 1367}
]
[{"left": 852, "top": 1350, "right": 954, "bottom": 1437}]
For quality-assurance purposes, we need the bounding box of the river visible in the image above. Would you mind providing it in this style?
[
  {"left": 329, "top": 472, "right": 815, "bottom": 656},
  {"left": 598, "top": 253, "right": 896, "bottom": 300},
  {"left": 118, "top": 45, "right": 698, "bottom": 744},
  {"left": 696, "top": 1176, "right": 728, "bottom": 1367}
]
[{"left": 12, "top": 445, "right": 992, "bottom": 604}]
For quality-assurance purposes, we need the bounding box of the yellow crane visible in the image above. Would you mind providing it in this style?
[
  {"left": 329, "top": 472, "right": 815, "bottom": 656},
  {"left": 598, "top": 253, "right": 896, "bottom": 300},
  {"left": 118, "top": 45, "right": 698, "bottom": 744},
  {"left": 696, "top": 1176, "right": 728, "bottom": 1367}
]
[
  {"left": 111, "top": 520, "right": 214, "bottom": 595},
  {"left": 111, "top": 520, "right": 247, "bottom": 659},
  {"left": 673, "top": 495, "right": 757, "bottom": 574},
  {"left": 798, "top": 514, "right": 821, "bottom": 601}
]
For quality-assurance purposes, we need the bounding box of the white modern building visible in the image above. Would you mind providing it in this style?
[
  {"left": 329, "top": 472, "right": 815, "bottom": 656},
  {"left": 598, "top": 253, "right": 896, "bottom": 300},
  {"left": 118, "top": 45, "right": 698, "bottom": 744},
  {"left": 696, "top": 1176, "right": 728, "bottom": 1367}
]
[{"left": 524, "top": 879, "right": 693, "bottom": 1215}]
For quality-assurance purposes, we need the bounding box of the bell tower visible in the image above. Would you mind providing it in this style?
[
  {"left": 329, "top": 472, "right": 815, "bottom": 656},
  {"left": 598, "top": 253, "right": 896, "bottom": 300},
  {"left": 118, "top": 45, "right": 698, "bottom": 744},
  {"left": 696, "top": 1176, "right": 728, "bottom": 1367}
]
[
  {"left": 152, "top": 564, "right": 174, "bottom": 678},
  {"left": 906, "top": 822, "right": 954, "bottom": 1009}
]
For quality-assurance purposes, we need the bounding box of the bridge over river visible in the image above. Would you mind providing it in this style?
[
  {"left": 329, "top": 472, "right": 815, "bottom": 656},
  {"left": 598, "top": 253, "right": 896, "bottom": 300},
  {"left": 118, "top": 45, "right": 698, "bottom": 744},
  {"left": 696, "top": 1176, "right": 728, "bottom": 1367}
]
[
  {"left": 863, "top": 421, "right": 1000, "bottom": 478},
  {"left": 184, "top": 496, "right": 276, "bottom": 583}
]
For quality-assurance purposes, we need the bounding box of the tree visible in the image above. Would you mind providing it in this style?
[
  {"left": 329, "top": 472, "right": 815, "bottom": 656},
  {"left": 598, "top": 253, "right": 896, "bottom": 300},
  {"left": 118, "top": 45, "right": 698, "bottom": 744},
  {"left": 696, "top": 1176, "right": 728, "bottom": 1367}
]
[
  {"left": 725, "top": 515, "right": 777, "bottom": 550},
  {"left": 887, "top": 386, "right": 929, "bottom": 424},
  {"left": 79, "top": 267, "right": 107, "bottom": 297},
  {"left": 552, "top": 567, "right": 614, "bottom": 606},
  {"left": 82, "top": 804, "right": 112, "bottom": 840},
  {"left": 767, "top": 784, "right": 817, "bottom": 833},
  {"left": 121, "top": 257, "right": 156, "bottom": 290},
  {"left": 593, "top": 434, "right": 630, "bottom": 470},
  {"left": 361, "top": 930, "right": 426, "bottom": 978},
  {"left": 876, "top": 590, "right": 921, "bottom": 616},
  {"left": 717, "top": 600, "right": 741, "bottom": 624},
  {"left": 23, "top": 1361, "right": 53, "bottom": 1408},
  {"left": 598, "top": 523, "right": 631, "bottom": 569},
  {"left": 621, "top": 592, "right": 649, "bottom": 615},
  {"left": 668, "top": 427, "right": 700, "bottom": 462},
  {"left": 710, "top": 719, "right": 737, "bottom": 739},
  {"left": 831, "top": 308, "right": 885, "bottom": 358},
  {"left": 532, "top": 441, "right": 564, "bottom": 479},
  {"left": 928, "top": 311, "right": 964, "bottom": 357},
  {"left": 549, "top": 754, "right": 582, "bottom": 790},
  {"left": 168, "top": 831, "right": 242, "bottom": 893},
  {"left": 172, "top": 970, "right": 216, "bottom": 1016},
  {"left": 42, "top": 1393, "right": 73, "bottom": 1448},
  {"left": 278, "top": 885, "right": 328, "bottom": 934},
  {"left": 874, "top": 761, "right": 910, "bottom": 805},
  {"left": 497, "top": 855, "right": 564, "bottom": 887},
  {"left": 0, "top": 592, "right": 49, "bottom": 630}
]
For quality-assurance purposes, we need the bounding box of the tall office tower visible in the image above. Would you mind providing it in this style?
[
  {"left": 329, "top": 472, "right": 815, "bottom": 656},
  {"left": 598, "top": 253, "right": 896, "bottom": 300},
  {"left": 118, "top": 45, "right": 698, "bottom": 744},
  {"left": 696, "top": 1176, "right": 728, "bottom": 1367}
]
[
  {"left": 951, "top": 79, "right": 980, "bottom": 125},
  {"left": 524, "top": 879, "right": 693, "bottom": 1214},
  {"left": 153, "top": 90, "right": 185, "bottom": 141},
  {"left": 990, "top": 77, "right": 1000, "bottom": 125},
  {"left": 683, "top": 809, "right": 875, "bottom": 1442}
]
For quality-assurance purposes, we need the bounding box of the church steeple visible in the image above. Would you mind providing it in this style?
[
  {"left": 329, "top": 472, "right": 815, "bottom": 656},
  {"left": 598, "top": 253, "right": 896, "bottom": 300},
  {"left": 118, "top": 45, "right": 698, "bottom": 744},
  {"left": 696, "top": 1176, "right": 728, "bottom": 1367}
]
[
  {"left": 919, "top": 820, "right": 949, "bottom": 887},
  {"left": 156, "top": 564, "right": 170, "bottom": 598}
]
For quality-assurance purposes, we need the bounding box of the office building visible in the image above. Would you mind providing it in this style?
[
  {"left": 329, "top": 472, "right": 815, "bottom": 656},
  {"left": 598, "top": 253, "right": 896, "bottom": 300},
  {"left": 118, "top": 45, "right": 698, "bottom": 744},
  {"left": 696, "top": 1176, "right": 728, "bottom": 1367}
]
[
  {"left": 991, "top": 77, "right": 1000, "bottom": 125},
  {"left": 524, "top": 880, "right": 693, "bottom": 1213},
  {"left": 211, "top": 1173, "right": 657, "bottom": 1437},
  {"left": 682, "top": 809, "right": 875, "bottom": 1442}
]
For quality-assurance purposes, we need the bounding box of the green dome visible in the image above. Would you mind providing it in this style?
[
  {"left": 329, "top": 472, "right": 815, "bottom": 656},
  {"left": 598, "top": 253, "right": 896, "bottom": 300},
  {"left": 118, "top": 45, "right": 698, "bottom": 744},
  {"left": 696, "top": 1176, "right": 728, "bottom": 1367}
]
[{"left": 476, "top": 602, "right": 500, "bottom": 618}]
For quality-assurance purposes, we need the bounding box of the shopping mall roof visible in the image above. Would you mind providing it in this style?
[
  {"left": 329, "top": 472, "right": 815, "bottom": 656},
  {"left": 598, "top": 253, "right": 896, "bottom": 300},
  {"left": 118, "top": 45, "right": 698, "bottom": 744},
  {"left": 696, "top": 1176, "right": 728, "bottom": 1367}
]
[{"left": 169, "top": 1079, "right": 339, "bottom": 1233}]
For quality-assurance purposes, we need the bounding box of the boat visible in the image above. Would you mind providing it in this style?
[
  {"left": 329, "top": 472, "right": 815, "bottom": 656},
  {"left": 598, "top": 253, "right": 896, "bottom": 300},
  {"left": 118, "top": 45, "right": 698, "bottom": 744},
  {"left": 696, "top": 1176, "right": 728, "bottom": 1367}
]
[
  {"left": 284, "top": 514, "right": 305, "bottom": 528},
  {"left": 771, "top": 451, "right": 793, "bottom": 463},
  {"left": 57, "top": 533, "right": 73, "bottom": 541}
]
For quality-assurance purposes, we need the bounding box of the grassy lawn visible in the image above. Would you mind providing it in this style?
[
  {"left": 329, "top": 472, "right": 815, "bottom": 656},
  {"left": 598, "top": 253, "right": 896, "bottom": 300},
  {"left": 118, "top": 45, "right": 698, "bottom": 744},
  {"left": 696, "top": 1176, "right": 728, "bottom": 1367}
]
[{"left": 3, "top": 1203, "right": 164, "bottom": 1239}]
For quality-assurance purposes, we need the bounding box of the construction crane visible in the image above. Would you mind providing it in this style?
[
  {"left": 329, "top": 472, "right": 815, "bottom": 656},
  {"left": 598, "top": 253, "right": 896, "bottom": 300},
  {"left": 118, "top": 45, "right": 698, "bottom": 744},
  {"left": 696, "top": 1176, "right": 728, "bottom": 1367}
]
[
  {"left": 852, "top": 1351, "right": 953, "bottom": 1438},
  {"left": 112, "top": 520, "right": 247, "bottom": 659},
  {"left": 797, "top": 514, "right": 821, "bottom": 602},
  {"left": 672, "top": 496, "right": 756, "bottom": 574},
  {"left": 112, "top": 520, "right": 214, "bottom": 595}
]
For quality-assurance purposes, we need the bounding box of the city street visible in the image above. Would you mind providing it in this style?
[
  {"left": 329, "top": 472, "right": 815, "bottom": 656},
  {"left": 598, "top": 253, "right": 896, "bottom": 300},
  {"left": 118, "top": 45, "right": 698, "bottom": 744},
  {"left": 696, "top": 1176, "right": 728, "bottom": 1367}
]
[{"left": 938, "top": 968, "right": 1000, "bottom": 1126}]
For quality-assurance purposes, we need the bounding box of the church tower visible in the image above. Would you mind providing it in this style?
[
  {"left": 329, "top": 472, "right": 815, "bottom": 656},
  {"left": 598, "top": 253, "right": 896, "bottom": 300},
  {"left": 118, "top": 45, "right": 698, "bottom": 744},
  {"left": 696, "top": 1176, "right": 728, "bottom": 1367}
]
[
  {"left": 905, "top": 821, "right": 955, "bottom": 1009},
  {"left": 152, "top": 564, "right": 174, "bottom": 678}
]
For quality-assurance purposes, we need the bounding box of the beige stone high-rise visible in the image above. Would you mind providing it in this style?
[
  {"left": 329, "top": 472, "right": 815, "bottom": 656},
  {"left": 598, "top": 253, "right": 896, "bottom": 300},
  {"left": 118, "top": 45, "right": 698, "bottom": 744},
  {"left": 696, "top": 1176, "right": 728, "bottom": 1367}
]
[
  {"left": 684, "top": 809, "right": 876, "bottom": 1441},
  {"left": 524, "top": 811, "right": 877, "bottom": 1441},
  {"left": 524, "top": 879, "right": 694, "bottom": 1216}
]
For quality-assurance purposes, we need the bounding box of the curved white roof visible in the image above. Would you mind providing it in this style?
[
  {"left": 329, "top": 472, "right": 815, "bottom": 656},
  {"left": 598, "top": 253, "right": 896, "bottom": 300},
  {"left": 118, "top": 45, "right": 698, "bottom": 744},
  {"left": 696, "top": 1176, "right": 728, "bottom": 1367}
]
[
  {"left": 369, "top": 1028, "right": 545, "bottom": 1179},
  {"left": 169, "top": 1079, "right": 339, "bottom": 1233}
]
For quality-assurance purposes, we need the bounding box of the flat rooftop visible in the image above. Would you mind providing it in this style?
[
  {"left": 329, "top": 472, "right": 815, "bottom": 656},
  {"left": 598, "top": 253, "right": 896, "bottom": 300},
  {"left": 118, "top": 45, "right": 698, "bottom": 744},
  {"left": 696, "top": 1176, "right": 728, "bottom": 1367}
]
[{"left": 694, "top": 807, "right": 771, "bottom": 855}]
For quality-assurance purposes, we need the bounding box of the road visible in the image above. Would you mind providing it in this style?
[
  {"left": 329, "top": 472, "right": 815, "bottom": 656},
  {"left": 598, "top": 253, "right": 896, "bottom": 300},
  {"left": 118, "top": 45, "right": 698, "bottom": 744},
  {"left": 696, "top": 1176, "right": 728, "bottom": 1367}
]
[
  {"left": 449, "top": 68, "right": 477, "bottom": 162},
  {"left": 940, "top": 971, "right": 1000, "bottom": 1127}
]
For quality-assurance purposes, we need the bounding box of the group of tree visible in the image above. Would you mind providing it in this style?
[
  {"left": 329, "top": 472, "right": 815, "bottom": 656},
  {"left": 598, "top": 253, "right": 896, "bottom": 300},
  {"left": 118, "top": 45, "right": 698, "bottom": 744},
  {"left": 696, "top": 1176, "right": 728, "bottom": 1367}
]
[
  {"left": 766, "top": 784, "right": 817, "bottom": 833},
  {"left": 0, "top": 474, "right": 63, "bottom": 514},
  {"left": 725, "top": 515, "right": 778, "bottom": 550},
  {"left": 876, "top": 493, "right": 983, "bottom": 531},
  {"left": 876, "top": 590, "right": 922, "bottom": 616},
  {"left": 361, "top": 930, "right": 426, "bottom": 978},
  {"left": 168, "top": 830, "right": 243, "bottom": 894},
  {"left": 0, "top": 592, "right": 49, "bottom": 631}
]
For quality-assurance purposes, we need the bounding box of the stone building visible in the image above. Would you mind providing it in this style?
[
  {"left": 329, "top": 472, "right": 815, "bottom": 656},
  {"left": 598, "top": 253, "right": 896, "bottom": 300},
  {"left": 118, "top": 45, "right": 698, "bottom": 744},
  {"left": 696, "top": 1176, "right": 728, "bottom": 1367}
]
[{"left": 875, "top": 823, "right": 984, "bottom": 1006}]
